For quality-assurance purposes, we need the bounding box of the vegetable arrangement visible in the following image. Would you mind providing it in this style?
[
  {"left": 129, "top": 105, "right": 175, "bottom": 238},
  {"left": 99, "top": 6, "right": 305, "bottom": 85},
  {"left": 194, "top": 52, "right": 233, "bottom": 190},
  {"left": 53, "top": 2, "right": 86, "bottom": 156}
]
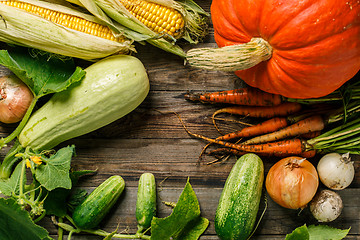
[
  {"left": 0, "top": 0, "right": 209, "bottom": 59},
  {"left": 0, "top": 48, "right": 150, "bottom": 180},
  {"left": 63, "top": 0, "right": 209, "bottom": 57},
  {"left": 183, "top": 83, "right": 360, "bottom": 159},
  {"left": 181, "top": 83, "right": 358, "bottom": 235},
  {"left": 0, "top": 0, "right": 358, "bottom": 237},
  {"left": 0, "top": 46, "right": 147, "bottom": 236},
  {"left": 186, "top": 0, "right": 360, "bottom": 99},
  {"left": 0, "top": 46, "right": 211, "bottom": 239}
]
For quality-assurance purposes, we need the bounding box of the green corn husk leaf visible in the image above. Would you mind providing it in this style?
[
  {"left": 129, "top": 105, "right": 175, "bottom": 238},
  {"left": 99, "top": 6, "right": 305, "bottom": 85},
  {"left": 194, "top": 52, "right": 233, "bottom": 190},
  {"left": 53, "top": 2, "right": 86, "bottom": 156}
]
[
  {"left": 66, "top": 0, "right": 209, "bottom": 57},
  {"left": 0, "top": 0, "right": 134, "bottom": 60}
]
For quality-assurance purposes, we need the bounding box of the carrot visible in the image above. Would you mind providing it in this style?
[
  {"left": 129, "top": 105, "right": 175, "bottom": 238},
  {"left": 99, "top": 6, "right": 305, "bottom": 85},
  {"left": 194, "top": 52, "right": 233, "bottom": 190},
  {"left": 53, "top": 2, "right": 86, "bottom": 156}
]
[
  {"left": 208, "top": 148, "right": 317, "bottom": 158},
  {"left": 217, "top": 117, "right": 288, "bottom": 141},
  {"left": 300, "top": 130, "right": 322, "bottom": 139},
  {"left": 175, "top": 112, "right": 309, "bottom": 156},
  {"left": 242, "top": 115, "right": 325, "bottom": 145},
  {"left": 212, "top": 102, "right": 302, "bottom": 119},
  {"left": 184, "top": 87, "right": 282, "bottom": 106},
  {"left": 199, "top": 117, "right": 287, "bottom": 162}
]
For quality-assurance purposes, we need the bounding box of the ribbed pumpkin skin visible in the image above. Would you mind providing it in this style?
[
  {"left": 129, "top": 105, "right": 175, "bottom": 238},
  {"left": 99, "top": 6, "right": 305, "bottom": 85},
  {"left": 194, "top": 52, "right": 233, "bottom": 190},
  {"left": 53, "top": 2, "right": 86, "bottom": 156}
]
[{"left": 211, "top": 0, "right": 360, "bottom": 99}]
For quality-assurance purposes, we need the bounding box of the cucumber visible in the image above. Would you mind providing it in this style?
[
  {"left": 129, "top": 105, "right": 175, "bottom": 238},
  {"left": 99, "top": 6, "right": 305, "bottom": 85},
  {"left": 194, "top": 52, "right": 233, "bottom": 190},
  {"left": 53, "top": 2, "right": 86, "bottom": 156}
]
[
  {"left": 72, "top": 175, "right": 125, "bottom": 229},
  {"left": 136, "top": 173, "right": 157, "bottom": 233},
  {"left": 215, "top": 153, "right": 264, "bottom": 240},
  {"left": 18, "top": 55, "right": 149, "bottom": 150}
]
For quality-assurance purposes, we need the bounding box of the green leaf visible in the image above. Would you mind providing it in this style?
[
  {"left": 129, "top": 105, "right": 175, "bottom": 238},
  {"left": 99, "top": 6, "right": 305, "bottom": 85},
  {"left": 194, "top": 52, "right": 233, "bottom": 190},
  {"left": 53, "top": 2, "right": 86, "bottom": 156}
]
[
  {"left": 150, "top": 179, "right": 209, "bottom": 240},
  {"left": 0, "top": 198, "right": 52, "bottom": 240},
  {"left": 285, "top": 224, "right": 350, "bottom": 240},
  {"left": 43, "top": 187, "right": 69, "bottom": 217},
  {"left": 35, "top": 145, "right": 75, "bottom": 191},
  {"left": 285, "top": 224, "right": 309, "bottom": 240},
  {"left": 43, "top": 169, "right": 95, "bottom": 217},
  {"left": 0, "top": 162, "right": 25, "bottom": 196},
  {"left": 0, "top": 46, "right": 85, "bottom": 97},
  {"left": 173, "top": 217, "right": 209, "bottom": 240},
  {"left": 308, "top": 225, "right": 350, "bottom": 240}
]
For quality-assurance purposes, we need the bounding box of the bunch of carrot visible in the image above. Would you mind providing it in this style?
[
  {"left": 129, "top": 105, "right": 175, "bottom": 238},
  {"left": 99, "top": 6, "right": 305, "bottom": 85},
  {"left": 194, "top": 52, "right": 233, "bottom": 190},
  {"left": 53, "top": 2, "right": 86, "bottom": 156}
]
[{"left": 182, "top": 83, "right": 360, "bottom": 162}]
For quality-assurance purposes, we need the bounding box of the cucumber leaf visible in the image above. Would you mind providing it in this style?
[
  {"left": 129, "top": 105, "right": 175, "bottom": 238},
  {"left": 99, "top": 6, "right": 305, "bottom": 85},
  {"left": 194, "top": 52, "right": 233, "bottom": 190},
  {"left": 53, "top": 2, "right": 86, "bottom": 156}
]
[
  {"left": 0, "top": 46, "right": 85, "bottom": 98},
  {"left": 285, "top": 224, "right": 350, "bottom": 240},
  {"left": 0, "top": 198, "right": 52, "bottom": 240},
  {"left": 285, "top": 224, "right": 310, "bottom": 240},
  {"left": 44, "top": 169, "right": 95, "bottom": 217},
  {"left": 150, "top": 179, "right": 209, "bottom": 240},
  {"left": 173, "top": 216, "right": 209, "bottom": 240},
  {"left": 35, "top": 145, "right": 75, "bottom": 191},
  {"left": 308, "top": 225, "right": 350, "bottom": 240}
]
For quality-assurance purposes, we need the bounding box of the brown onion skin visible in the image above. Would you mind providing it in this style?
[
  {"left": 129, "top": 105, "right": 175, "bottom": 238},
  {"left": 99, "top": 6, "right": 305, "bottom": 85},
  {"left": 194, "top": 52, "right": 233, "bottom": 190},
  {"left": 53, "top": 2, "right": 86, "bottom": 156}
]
[
  {"left": 0, "top": 74, "right": 33, "bottom": 124},
  {"left": 265, "top": 156, "right": 319, "bottom": 209}
]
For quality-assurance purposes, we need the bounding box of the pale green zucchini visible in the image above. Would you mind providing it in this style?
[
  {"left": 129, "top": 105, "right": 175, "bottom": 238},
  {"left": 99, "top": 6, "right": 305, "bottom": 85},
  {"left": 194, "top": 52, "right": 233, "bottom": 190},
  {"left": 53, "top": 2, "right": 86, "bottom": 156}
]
[
  {"left": 18, "top": 55, "right": 149, "bottom": 150},
  {"left": 215, "top": 153, "right": 264, "bottom": 240}
]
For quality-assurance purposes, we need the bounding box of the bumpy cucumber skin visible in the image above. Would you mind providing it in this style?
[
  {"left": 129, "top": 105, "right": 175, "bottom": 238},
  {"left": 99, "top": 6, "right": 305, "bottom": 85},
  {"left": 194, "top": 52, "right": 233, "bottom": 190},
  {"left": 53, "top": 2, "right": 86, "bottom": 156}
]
[
  {"left": 215, "top": 153, "right": 264, "bottom": 240},
  {"left": 18, "top": 55, "right": 150, "bottom": 150},
  {"left": 136, "top": 173, "right": 156, "bottom": 232},
  {"left": 72, "top": 175, "right": 125, "bottom": 230}
]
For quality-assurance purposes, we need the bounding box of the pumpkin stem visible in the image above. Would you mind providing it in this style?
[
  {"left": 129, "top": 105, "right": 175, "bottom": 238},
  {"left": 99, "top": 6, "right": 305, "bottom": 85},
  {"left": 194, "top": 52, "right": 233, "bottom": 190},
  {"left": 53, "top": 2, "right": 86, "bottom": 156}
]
[{"left": 186, "top": 37, "right": 272, "bottom": 71}]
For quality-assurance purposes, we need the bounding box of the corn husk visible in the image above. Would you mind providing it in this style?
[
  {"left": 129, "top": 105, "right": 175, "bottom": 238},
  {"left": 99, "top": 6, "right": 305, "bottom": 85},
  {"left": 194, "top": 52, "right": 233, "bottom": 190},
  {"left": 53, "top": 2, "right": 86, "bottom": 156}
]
[
  {"left": 0, "top": 0, "right": 134, "bottom": 60},
  {"left": 65, "top": 0, "right": 209, "bottom": 57}
]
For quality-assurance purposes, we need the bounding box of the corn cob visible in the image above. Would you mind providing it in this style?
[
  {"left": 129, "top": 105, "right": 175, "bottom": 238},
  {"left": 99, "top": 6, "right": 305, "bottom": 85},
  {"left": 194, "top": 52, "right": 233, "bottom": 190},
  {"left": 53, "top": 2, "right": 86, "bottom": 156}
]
[
  {"left": 65, "top": 0, "right": 209, "bottom": 57},
  {"left": 119, "top": 0, "right": 185, "bottom": 39},
  {"left": 1, "top": 0, "right": 121, "bottom": 42},
  {"left": 0, "top": 0, "right": 133, "bottom": 60}
]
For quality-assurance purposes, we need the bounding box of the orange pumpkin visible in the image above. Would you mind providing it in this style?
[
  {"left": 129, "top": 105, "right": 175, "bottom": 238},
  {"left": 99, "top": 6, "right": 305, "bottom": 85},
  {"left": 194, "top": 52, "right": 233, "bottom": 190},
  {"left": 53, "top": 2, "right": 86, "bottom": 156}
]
[{"left": 188, "top": 0, "right": 360, "bottom": 99}]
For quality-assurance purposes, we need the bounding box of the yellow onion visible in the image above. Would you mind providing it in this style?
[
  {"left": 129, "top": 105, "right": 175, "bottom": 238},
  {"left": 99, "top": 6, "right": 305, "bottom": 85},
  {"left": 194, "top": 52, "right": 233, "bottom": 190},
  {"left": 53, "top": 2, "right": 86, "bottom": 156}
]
[
  {"left": 265, "top": 156, "right": 319, "bottom": 209},
  {"left": 0, "top": 74, "right": 34, "bottom": 123}
]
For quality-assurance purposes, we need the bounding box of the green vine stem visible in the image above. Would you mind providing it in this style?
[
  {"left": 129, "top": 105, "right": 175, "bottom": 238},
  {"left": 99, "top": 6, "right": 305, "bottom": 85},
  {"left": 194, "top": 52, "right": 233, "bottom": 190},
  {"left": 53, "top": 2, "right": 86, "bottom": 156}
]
[
  {"left": 57, "top": 222, "right": 151, "bottom": 240},
  {"left": 81, "top": 228, "right": 151, "bottom": 240},
  {"left": 55, "top": 215, "right": 152, "bottom": 240},
  {"left": 18, "top": 160, "right": 26, "bottom": 203},
  {"left": 57, "top": 217, "right": 64, "bottom": 240}
]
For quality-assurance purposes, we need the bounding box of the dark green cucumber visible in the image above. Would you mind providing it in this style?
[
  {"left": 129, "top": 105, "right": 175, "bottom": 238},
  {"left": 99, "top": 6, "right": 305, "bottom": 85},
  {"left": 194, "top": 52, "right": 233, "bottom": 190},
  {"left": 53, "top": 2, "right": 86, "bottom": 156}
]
[
  {"left": 72, "top": 175, "right": 125, "bottom": 229},
  {"left": 215, "top": 153, "right": 264, "bottom": 240},
  {"left": 136, "top": 173, "right": 157, "bottom": 233}
]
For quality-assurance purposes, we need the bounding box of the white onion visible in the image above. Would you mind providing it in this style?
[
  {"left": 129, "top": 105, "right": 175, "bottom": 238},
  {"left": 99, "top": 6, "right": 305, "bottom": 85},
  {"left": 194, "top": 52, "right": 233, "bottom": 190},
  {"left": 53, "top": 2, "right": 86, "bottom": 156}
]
[
  {"left": 317, "top": 152, "right": 355, "bottom": 190},
  {"left": 310, "top": 189, "right": 343, "bottom": 222}
]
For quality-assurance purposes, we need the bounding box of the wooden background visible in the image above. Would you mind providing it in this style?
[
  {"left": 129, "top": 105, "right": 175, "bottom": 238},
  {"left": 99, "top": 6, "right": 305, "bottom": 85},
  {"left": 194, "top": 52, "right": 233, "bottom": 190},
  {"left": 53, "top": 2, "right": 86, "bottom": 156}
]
[{"left": 0, "top": 0, "right": 359, "bottom": 239}]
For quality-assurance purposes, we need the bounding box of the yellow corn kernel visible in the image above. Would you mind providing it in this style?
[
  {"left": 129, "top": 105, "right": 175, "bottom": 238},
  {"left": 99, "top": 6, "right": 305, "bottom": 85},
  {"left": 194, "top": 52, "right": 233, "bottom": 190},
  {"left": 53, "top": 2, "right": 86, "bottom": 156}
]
[
  {"left": 0, "top": 0, "right": 123, "bottom": 42},
  {"left": 119, "top": 0, "right": 185, "bottom": 39}
]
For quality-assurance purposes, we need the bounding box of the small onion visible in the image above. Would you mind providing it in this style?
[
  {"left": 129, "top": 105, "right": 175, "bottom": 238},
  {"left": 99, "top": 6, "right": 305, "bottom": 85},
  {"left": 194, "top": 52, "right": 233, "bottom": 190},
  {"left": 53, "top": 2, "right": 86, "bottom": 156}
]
[
  {"left": 317, "top": 152, "right": 355, "bottom": 190},
  {"left": 0, "top": 74, "right": 33, "bottom": 124},
  {"left": 265, "top": 156, "right": 319, "bottom": 209},
  {"left": 310, "top": 189, "right": 343, "bottom": 222}
]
